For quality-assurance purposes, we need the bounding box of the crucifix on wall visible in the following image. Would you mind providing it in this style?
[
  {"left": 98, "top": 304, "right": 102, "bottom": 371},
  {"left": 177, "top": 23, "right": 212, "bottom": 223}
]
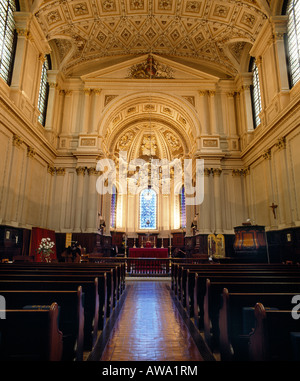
[{"left": 270, "top": 202, "right": 278, "bottom": 219}]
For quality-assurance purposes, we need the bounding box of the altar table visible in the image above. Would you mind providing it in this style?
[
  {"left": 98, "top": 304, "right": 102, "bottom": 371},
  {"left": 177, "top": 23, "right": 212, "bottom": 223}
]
[
  {"left": 128, "top": 248, "right": 169, "bottom": 274},
  {"left": 128, "top": 248, "right": 168, "bottom": 258}
]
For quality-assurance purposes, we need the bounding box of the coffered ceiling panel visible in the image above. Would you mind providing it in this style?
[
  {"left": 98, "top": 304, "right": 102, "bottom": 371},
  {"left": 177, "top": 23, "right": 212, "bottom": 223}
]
[{"left": 34, "top": 0, "right": 269, "bottom": 77}]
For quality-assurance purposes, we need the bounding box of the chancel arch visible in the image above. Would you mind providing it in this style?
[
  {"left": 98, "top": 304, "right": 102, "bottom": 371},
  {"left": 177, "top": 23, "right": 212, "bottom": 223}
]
[{"left": 96, "top": 92, "right": 200, "bottom": 238}]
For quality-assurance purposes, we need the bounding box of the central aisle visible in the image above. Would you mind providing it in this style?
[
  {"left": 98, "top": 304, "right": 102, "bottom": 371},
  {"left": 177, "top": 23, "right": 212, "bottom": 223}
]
[{"left": 99, "top": 280, "right": 204, "bottom": 361}]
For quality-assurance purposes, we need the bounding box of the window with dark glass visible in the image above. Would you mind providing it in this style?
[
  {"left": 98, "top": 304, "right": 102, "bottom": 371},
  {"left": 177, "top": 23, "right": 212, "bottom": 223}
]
[
  {"left": 285, "top": 0, "right": 300, "bottom": 87},
  {"left": 0, "top": 0, "right": 17, "bottom": 85},
  {"left": 37, "top": 55, "right": 50, "bottom": 126}
]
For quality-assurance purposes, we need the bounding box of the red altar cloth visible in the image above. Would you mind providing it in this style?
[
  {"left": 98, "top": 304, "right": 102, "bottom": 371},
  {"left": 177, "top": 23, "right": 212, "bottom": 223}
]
[
  {"left": 129, "top": 248, "right": 168, "bottom": 258},
  {"left": 30, "top": 227, "right": 57, "bottom": 262}
]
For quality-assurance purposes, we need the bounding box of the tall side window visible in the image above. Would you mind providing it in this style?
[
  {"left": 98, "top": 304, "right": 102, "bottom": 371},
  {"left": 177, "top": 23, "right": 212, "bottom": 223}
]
[
  {"left": 250, "top": 59, "right": 262, "bottom": 128},
  {"left": 139, "top": 188, "right": 157, "bottom": 230},
  {"left": 0, "top": 0, "right": 17, "bottom": 85},
  {"left": 179, "top": 186, "right": 186, "bottom": 228},
  {"left": 286, "top": 0, "right": 300, "bottom": 87},
  {"left": 37, "top": 55, "right": 50, "bottom": 126},
  {"left": 110, "top": 185, "right": 117, "bottom": 229}
]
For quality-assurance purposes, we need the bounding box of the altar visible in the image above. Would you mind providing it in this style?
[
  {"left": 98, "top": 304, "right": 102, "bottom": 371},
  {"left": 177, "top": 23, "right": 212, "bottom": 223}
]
[
  {"left": 128, "top": 248, "right": 169, "bottom": 274},
  {"left": 128, "top": 248, "right": 168, "bottom": 258}
]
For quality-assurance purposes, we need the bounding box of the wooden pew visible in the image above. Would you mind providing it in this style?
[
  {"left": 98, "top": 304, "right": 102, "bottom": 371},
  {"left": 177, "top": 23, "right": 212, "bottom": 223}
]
[
  {"left": 0, "top": 302, "right": 63, "bottom": 361},
  {"left": 184, "top": 267, "right": 300, "bottom": 317},
  {"left": 173, "top": 263, "right": 300, "bottom": 309},
  {"left": 0, "top": 271, "right": 110, "bottom": 327},
  {"left": 0, "top": 288, "right": 84, "bottom": 361},
  {"left": 249, "top": 303, "right": 300, "bottom": 361},
  {"left": 218, "top": 288, "right": 297, "bottom": 361},
  {"left": 0, "top": 278, "right": 102, "bottom": 353},
  {"left": 0, "top": 263, "right": 119, "bottom": 314},
  {"left": 192, "top": 272, "right": 300, "bottom": 330},
  {"left": 1, "top": 261, "right": 126, "bottom": 299},
  {"left": 203, "top": 279, "right": 300, "bottom": 351}
]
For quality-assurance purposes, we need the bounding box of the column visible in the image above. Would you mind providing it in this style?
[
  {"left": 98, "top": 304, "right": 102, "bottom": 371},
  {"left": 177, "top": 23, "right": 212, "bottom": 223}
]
[
  {"left": 198, "top": 90, "right": 209, "bottom": 135},
  {"left": 242, "top": 84, "right": 255, "bottom": 132},
  {"left": 226, "top": 92, "right": 238, "bottom": 137},
  {"left": 199, "top": 168, "right": 211, "bottom": 233},
  {"left": 81, "top": 88, "right": 92, "bottom": 134},
  {"left": 74, "top": 167, "right": 86, "bottom": 231},
  {"left": 208, "top": 91, "right": 218, "bottom": 135},
  {"left": 86, "top": 167, "right": 98, "bottom": 232},
  {"left": 52, "top": 167, "right": 66, "bottom": 231},
  {"left": 90, "top": 89, "right": 102, "bottom": 133},
  {"left": 10, "top": 28, "right": 27, "bottom": 93},
  {"left": 45, "top": 70, "right": 59, "bottom": 131},
  {"left": 212, "top": 168, "right": 222, "bottom": 233},
  {"left": 61, "top": 90, "right": 72, "bottom": 135}
]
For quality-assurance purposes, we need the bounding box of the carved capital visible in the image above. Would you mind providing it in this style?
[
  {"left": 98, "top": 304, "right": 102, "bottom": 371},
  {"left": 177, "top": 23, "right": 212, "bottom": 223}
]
[
  {"left": 76, "top": 166, "right": 86, "bottom": 176},
  {"left": 27, "top": 146, "right": 36, "bottom": 158},
  {"left": 12, "top": 134, "right": 23, "bottom": 147},
  {"left": 87, "top": 167, "right": 99, "bottom": 176},
  {"left": 262, "top": 149, "right": 271, "bottom": 160},
  {"left": 47, "top": 165, "right": 55, "bottom": 176},
  {"left": 204, "top": 168, "right": 211, "bottom": 176},
  {"left": 276, "top": 137, "right": 286, "bottom": 150},
  {"left": 212, "top": 168, "right": 222, "bottom": 177},
  {"left": 56, "top": 167, "right": 66, "bottom": 176},
  {"left": 232, "top": 169, "right": 241, "bottom": 177}
]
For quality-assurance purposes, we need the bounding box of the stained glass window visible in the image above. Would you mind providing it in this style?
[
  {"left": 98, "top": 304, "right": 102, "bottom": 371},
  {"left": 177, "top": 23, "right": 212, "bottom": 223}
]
[
  {"left": 38, "top": 55, "right": 50, "bottom": 126},
  {"left": 250, "top": 59, "right": 262, "bottom": 128},
  {"left": 0, "top": 0, "right": 17, "bottom": 85},
  {"left": 286, "top": 0, "right": 300, "bottom": 87},
  {"left": 110, "top": 185, "right": 117, "bottom": 228},
  {"left": 180, "top": 186, "right": 186, "bottom": 228},
  {"left": 139, "top": 188, "right": 157, "bottom": 230}
]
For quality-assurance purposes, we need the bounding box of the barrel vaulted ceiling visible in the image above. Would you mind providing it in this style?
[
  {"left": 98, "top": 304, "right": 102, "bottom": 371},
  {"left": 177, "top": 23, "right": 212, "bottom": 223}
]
[{"left": 33, "top": 0, "right": 271, "bottom": 78}]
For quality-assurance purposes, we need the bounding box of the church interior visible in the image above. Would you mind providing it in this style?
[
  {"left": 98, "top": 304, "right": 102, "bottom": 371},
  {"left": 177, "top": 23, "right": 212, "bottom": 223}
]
[{"left": 0, "top": 0, "right": 300, "bottom": 364}]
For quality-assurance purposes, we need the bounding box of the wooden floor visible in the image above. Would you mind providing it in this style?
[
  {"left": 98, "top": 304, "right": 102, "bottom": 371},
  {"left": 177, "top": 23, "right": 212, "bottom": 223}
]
[{"left": 91, "top": 279, "right": 214, "bottom": 362}]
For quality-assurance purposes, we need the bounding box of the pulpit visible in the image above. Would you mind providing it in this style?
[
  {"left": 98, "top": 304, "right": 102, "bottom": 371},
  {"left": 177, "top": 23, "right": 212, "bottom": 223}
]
[{"left": 233, "top": 225, "right": 268, "bottom": 262}]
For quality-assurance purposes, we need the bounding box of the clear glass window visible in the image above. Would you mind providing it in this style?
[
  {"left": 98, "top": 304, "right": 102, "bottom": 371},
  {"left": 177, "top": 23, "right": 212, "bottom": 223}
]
[
  {"left": 0, "top": 0, "right": 16, "bottom": 84},
  {"left": 286, "top": 0, "right": 300, "bottom": 87}
]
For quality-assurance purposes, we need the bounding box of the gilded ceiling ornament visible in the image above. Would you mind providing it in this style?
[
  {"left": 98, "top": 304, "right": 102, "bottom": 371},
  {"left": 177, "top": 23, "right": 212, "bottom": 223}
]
[
  {"left": 165, "top": 132, "right": 180, "bottom": 151},
  {"left": 118, "top": 131, "right": 135, "bottom": 150},
  {"left": 127, "top": 55, "right": 174, "bottom": 79},
  {"left": 141, "top": 135, "right": 157, "bottom": 156}
]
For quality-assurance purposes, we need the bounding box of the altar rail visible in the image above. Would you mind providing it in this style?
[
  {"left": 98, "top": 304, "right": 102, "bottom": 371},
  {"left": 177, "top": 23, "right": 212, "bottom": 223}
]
[{"left": 86, "top": 257, "right": 208, "bottom": 277}]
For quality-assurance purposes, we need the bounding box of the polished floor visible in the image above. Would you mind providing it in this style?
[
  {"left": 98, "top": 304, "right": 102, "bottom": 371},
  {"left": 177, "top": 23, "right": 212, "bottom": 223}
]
[{"left": 98, "top": 279, "right": 207, "bottom": 362}]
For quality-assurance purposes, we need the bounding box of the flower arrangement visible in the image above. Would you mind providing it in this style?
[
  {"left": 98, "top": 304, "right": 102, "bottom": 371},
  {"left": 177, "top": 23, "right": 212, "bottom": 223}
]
[{"left": 37, "top": 238, "right": 55, "bottom": 262}]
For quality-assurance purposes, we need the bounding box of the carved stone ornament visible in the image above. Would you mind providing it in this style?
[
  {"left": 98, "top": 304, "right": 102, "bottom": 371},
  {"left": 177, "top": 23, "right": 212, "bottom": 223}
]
[{"left": 127, "top": 55, "right": 174, "bottom": 79}]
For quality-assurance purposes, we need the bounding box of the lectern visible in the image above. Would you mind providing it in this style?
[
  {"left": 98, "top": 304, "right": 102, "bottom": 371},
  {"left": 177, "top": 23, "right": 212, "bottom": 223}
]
[{"left": 233, "top": 224, "right": 268, "bottom": 262}]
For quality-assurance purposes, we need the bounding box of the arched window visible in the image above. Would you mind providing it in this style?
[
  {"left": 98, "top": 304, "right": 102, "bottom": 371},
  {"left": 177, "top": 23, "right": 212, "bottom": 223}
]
[
  {"left": 250, "top": 59, "right": 262, "bottom": 128},
  {"left": 179, "top": 186, "right": 186, "bottom": 228},
  {"left": 285, "top": 0, "right": 300, "bottom": 87},
  {"left": 0, "top": 0, "right": 17, "bottom": 85},
  {"left": 37, "top": 55, "right": 51, "bottom": 126},
  {"left": 139, "top": 188, "right": 157, "bottom": 230},
  {"left": 110, "top": 185, "right": 117, "bottom": 228}
]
